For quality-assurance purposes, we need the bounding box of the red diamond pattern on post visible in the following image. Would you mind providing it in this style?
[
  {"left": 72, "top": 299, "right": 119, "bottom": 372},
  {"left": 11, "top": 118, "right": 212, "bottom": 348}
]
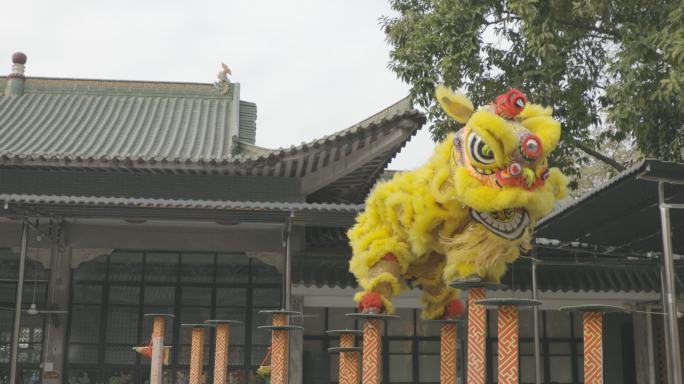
[
  {"left": 583, "top": 312, "right": 604, "bottom": 384},
  {"left": 497, "top": 305, "right": 519, "bottom": 384},
  {"left": 441, "top": 322, "right": 457, "bottom": 383},
  {"left": 271, "top": 314, "right": 288, "bottom": 384},
  {"left": 362, "top": 319, "right": 382, "bottom": 384},
  {"left": 467, "top": 288, "right": 487, "bottom": 384}
]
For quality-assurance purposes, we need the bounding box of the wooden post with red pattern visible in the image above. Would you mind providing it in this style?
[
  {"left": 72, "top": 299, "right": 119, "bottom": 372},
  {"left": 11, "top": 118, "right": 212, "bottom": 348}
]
[
  {"left": 144, "top": 313, "right": 174, "bottom": 384},
  {"left": 346, "top": 312, "right": 398, "bottom": 384},
  {"left": 205, "top": 320, "right": 243, "bottom": 384},
  {"left": 497, "top": 305, "right": 519, "bottom": 384},
  {"left": 257, "top": 310, "right": 304, "bottom": 384},
  {"left": 559, "top": 304, "right": 624, "bottom": 384},
  {"left": 475, "top": 298, "right": 542, "bottom": 384},
  {"left": 467, "top": 288, "right": 487, "bottom": 384},
  {"left": 326, "top": 329, "right": 363, "bottom": 384},
  {"left": 180, "top": 324, "right": 213, "bottom": 384},
  {"left": 583, "top": 312, "right": 603, "bottom": 384},
  {"left": 271, "top": 314, "right": 288, "bottom": 384},
  {"left": 362, "top": 319, "right": 382, "bottom": 384},
  {"left": 440, "top": 321, "right": 458, "bottom": 383}
]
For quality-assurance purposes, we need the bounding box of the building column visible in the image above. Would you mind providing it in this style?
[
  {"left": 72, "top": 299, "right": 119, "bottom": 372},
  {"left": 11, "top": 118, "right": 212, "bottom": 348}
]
[
  {"left": 41, "top": 246, "right": 71, "bottom": 384},
  {"left": 633, "top": 309, "right": 654, "bottom": 384}
]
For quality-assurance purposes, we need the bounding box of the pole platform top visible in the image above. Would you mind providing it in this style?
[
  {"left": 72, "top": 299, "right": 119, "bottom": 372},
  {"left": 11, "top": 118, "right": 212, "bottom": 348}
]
[
  {"left": 257, "top": 325, "right": 304, "bottom": 331},
  {"left": 559, "top": 304, "right": 626, "bottom": 313},
  {"left": 180, "top": 323, "right": 214, "bottom": 328},
  {"left": 143, "top": 313, "right": 175, "bottom": 318},
  {"left": 326, "top": 329, "right": 363, "bottom": 336},
  {"left": 423, "top": 318, "right": 465, "bottom": 324},
  {"left": 205, "top": 319, "right": 244, "bottom": 326},
  {"left": 327, "top": 347, "right": 362, "bottom": 354},
  {"left": 475, "top": 298, "right": 542, "bottom": 308},
  {"left": 325, "top": 329, "right": 363, "bottom": 336},
  {"left": 258, "top": 309, "right": 301, "bottom": 316},
  {"left": 450, "top": 279, "right": 507, "bottom": 290},
  {"left": 345, "top": 312, "right": 399, "bottom": 321}
]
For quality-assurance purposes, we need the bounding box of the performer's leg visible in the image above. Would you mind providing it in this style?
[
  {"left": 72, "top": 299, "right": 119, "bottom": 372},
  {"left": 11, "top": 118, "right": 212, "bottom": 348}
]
[
  {"left": 412, "top": 253, "right": 464, "bottom": 320},
  {"left": 353, "top": 252, "right": 406, "bottom": 314}
]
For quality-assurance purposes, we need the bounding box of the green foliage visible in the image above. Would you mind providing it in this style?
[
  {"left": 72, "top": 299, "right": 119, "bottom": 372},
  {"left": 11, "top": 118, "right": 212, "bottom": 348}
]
[{"left": 382, "top": 0, "right": 684, "bottom": 179}]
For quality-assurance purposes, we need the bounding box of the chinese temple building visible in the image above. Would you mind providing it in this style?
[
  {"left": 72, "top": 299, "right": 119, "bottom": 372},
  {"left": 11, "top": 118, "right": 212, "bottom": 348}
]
[{"left": 0, "top": 53, "right": 683, "bottom": 384}]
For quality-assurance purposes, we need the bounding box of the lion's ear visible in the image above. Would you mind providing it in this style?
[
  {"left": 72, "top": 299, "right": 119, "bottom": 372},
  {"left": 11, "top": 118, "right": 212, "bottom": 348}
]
[{"left": 436, "top": 85, "right": 474, "bottom": 124}]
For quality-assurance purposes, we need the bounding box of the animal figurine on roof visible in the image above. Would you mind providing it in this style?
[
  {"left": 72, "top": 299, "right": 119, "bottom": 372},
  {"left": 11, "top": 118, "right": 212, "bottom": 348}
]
[{"left": 348, "top": 86, "right": 568, "bottom": 320}]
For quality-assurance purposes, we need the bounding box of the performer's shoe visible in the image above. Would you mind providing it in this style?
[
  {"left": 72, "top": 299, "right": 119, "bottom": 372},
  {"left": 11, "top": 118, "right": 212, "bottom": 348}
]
[{"left": 358, "top": 292, "right": 385, "bottom": 314}]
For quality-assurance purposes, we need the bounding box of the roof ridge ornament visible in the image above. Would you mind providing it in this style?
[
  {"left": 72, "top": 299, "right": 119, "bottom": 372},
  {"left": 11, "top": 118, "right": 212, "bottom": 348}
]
[
  {"left": 214, "top": 62, "right": 231, "bottom": 95},
  {"left": 5, "top": 52, "right": 27, "bottom": 97}
]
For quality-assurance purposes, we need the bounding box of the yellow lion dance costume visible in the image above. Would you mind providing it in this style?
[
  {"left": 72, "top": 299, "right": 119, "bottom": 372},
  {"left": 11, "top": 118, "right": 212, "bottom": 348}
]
[{"left": 348, "top": 87, "right": 568, "bottom": 320}]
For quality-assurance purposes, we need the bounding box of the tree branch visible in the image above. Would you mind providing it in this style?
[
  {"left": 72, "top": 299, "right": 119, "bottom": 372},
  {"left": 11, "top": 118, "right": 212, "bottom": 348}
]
[{"left": 568, "top": 138, "right": 626, "bottom": 172}]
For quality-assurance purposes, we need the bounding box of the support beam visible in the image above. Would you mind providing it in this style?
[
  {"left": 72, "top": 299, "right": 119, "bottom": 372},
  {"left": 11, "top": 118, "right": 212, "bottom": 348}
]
[
  {"left": 532, "top": 260, "right": 542, "bottom": 384},
  {"left": 283, "top": 212, "right": 293, "bottom": 311},
  {"left": 9, "top": 222, "right": 28, "bottom": 384},
  {"left": 658, "top": 181, "right": 683, "bottom": 384}
]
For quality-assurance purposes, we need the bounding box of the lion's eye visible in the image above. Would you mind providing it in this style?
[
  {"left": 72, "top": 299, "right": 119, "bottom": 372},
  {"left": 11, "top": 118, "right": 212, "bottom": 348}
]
[{"left": 468, "top": 133, "right": 496, "bottom": 165}]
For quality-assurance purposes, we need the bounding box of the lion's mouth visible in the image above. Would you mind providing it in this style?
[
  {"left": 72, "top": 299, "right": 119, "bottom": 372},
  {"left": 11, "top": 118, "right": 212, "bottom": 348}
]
[{"left": 470, "top": 208, "right": 530, "bottom": 240}]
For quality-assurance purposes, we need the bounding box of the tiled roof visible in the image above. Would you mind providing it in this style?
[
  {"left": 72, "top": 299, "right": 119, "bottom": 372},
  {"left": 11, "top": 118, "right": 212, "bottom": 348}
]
[
  {"left": 0, "top": 77, "right": 244, "bottom": 166},
  {"left": 0, "top": 77, "right": 424, "bottom": 184}
]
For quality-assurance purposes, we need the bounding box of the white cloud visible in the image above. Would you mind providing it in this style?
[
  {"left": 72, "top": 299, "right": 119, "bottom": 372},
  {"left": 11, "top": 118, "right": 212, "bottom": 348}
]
[{"left": 1, "top": 0, "right": 435, "bottom": 170}]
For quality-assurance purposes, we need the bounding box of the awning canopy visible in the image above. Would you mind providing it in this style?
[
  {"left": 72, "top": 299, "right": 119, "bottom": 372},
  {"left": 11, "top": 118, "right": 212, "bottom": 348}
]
[{"left": 536, "top": 159, "right": 684, "bottom": 255}]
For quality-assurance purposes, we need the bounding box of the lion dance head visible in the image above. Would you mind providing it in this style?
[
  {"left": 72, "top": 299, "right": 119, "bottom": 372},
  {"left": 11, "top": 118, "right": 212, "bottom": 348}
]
[{"left": 436, "top": 86, "right": 568, "bottom": 239}]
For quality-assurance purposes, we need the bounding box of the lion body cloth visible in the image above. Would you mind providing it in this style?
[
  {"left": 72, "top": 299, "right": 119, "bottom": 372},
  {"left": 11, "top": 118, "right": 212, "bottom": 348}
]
[{"left": 348, "top": 87, "right": 568, "bottom": 320}]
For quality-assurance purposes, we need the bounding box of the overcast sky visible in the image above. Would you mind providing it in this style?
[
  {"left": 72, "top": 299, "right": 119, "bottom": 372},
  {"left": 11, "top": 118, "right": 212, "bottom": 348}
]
[{"left": 0, "top": 0, "right": 435, "bottom": 170}]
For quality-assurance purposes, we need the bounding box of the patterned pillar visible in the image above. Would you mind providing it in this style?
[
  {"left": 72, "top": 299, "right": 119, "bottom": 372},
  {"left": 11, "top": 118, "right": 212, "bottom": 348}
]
[
  {"left": 189, "top": 327, "right": 206, "bottom": 384},
  {"left": 440, "top": 322, "right": 457, "bottom": 383},
  {"left": 339, "top": 333, "right": 359, "bottom": 384},
  {"left": 467, "top": 288, "right": 487, "bottom": 384},
  {"left": 271, "top": 314, "right": 289, "bottom": 384},
  {"left": 583, "top": 312, "right": 604, "bottom": 384},
  {"left": 150, "top": 316, "right": 166, "bottom": 384},
  {"left": 497, "top": 305, "right": 519, "bottom": 384},
  {"left": 362, "top": 319, "right": 382, "bottom": 384},
  {"left": 213, "top": 324, "right": 231, "bottom": 384}
]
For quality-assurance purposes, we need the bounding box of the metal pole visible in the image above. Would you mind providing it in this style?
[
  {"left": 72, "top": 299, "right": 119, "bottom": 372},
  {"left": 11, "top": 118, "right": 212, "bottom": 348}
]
[
  {"left": 10, "top": 222, "right": 28, "bottom": 384},
  {"left": 661, "top": 263, "right": 674, "bottom": 383},
  {"left": 532, "top": 260, "right": 542, "bottom": 384},
  {"left": 658, "top": 181, "right": 682, "bottom": 384},
  {"left": 284, "top": 211, "right": 293, "bottom": 311}
]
